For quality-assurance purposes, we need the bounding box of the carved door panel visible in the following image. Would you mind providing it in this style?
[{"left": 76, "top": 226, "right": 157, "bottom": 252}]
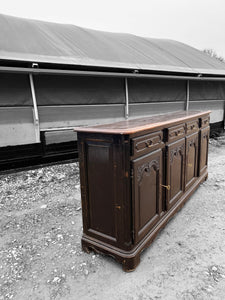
[
  {"left": 166, "top": 138, "right": 185, "bottom": 210},
  {"left": 132, "top": 149, "right": 162, "bottom": 243},
  {"left": 199, "top": 126, "right": 210, "bottom": 175},
  {"left": 185, "top": 133, "right": 199, "bottom": 190}
]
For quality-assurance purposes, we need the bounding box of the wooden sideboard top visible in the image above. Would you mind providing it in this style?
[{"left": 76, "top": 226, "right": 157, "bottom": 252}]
[{"left": 74, "top": 110, "right": 211, "bottom": 135}]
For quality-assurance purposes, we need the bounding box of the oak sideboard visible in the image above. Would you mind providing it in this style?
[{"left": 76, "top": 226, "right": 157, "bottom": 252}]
[{"left": 75, "top": 111, "right": 210, "bottom": 271}]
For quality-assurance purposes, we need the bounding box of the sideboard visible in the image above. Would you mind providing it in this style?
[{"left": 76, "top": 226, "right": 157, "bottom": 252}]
[{"left": 75, "top": 111, "right": 210, "bottom": 271}]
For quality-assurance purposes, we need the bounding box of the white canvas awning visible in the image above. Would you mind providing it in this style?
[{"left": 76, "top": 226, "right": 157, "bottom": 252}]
[{"left": 1, "top": 14, "right": 225, "bottom": 75}]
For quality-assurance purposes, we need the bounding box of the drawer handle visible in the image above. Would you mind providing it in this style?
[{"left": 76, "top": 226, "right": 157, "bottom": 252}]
[
  {"left": 175, "top": 130, "right": 182, "bottom": 136},
  {"left": 188, "top": 163, "right": 192, "bottom": 167},
  {"left": 160, "top": 184, "right": 170, "bottom": 191},
  {"left": 146, "top": 140, "right": 153, "bottom": 147}
]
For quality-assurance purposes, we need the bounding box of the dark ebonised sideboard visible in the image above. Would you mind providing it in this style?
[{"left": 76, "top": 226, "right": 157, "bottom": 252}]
[{"left": 75, "top": 111, "right": 210, "bottom": 271}]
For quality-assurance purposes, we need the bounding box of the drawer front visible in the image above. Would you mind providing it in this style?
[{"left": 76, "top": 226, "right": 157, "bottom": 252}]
[
  {"left": 167, "top": 124, "right": 185, "bottom": 143},
  {"left": 131, "top": 131, "right": 163, "bottom": 158},
  {"left": 186, "top": 120, "right": 199, "bottom": 136},
  {"left": 201, "top": 116, "right": 210, "bottom": 128}
]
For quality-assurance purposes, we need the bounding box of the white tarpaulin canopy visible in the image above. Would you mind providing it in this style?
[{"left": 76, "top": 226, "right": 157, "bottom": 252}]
[{"left": 1, "top": 14, "right": 225, "bottom": 75}]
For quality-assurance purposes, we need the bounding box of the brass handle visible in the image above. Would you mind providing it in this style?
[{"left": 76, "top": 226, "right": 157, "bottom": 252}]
[
  {"left": 161, "top": 184, "right": 170, "bottom": 191},
  {"left": 147, "top": 140, "right": 153, "bottom": 147},
  {"left": 188, "top": 163, "right": 192, "bottom": 167}
]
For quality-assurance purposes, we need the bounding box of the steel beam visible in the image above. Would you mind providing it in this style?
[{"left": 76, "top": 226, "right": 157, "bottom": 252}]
[{"left": 1, "top": 66, "right": 225, "bottom": 81}]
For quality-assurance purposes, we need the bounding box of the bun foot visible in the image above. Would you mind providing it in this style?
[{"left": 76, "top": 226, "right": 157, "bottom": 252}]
[{"left": 122, "top": 254, "right": 140, "bottom": 272}]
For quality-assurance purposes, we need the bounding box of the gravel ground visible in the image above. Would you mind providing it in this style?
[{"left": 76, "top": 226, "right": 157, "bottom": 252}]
[{"left": 0, "top": 134, "right": 225, "bottom": 300}]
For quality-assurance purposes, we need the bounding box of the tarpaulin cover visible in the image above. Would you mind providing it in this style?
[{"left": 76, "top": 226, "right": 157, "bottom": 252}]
[
  {"left": 1, "top": 14, "right": 225, "bottom": 75},
  {"left": 128, "top": 78, "right": 186, "bottom": 102},
  {"left": 34, "top": 75, "right": 125, "bottom": 105},
  {"left": 0, "top": 73, "right": 32, "bottom": 106},
  {"left": 189, "top": 81, "right": 225, "bottom": 100}
]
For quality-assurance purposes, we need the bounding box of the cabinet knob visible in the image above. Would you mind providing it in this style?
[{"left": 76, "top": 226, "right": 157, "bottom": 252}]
[{"left": 160, "top": 184, "right": 171, "bottom": 191}]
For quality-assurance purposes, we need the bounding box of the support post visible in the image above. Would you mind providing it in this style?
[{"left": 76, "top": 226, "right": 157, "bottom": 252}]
[
  {"left": 224, "top": 99, "right": 225, "bottom": 130},
  {"left": 125, "top": 77, "right": 129, "bottom": 119},
  {"left": 29, "top": 74, "right": 40, "bottom": 142},
  {"left": 186, "top": 80, "right": 190, "bottom": 111}
]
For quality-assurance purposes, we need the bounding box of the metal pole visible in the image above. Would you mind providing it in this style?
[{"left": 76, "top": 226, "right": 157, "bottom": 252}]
[
  {"left": 1, "top": 66, "right": 225, "bottom": 82},
  {"left": 224, "top": 99, "right": 225, "bottom": 130},
  {"left": 186, "top": 80, "right": 190, "bottom": 111},
  {"left": 29, "top": 74, "right": 40, "bottom": 142},
  {"left": 125, "top": 78, "right": 129, "bottom": 119}
]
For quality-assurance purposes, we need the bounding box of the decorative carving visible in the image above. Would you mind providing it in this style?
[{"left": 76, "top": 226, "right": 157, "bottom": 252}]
[
  {"left": 203, "top": 118, "right": 209, "bottom": 125},
  {"left": 187, "top": 121, "right": 198, "bottom": 133},
  {"left": 135, "top": 134, "right": 161, "bottom": 151},
  {"left": 187, "top": 137, "right": 198, "bottom": 152},
  {"left": 202, "top": 132, "right": 209, "bottom": 139},
  {"left": 169, "top": 126, "right": 185, "bottom": 138},
  {"left": 170, "top": 144, "right": 184, "bottom": 163},
  {"left": 137, "top": 159, "right": 159, "bottom": 183}
]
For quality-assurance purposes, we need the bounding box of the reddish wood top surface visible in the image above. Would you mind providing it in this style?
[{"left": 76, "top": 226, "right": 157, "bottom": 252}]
[{"left": 74, "top": 111, "right": 211, "bottom": 135}]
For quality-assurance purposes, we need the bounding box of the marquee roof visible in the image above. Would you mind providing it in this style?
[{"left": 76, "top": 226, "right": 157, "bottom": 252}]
[{"left": 1, "top": 14, "right": 225, "bottom": 75}]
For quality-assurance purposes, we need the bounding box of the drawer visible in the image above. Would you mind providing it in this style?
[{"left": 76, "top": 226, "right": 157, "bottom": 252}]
[
  {"left": 131, "top": 131, "right": 163, "bottom": 158},
  {"left": 186, "top": 120, "right": 199, "bottom": 135},
  {"left": 167, "top": 124, "right": 185, "bottom": 143},
  {"left": 201, "top": 116, "right": 210, "bottom": 128}
]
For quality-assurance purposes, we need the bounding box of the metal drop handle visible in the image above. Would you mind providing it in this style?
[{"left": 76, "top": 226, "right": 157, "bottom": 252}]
[{"left": 161, "top": 184, "right": 170, "bottom": 191}]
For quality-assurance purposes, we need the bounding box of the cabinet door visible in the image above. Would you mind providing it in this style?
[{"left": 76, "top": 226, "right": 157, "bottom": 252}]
[
  {"left": 132, "top": 149, "right": 162, "bottom": 243},
  {"left": 166, "top": 138, "right": 185, "bottom": 210},
  {"left": 185, "top": 132, "right": 199, "bottom": 190},
  {"left": 199, "top": 126, "right": 210, "bottom": 175}
]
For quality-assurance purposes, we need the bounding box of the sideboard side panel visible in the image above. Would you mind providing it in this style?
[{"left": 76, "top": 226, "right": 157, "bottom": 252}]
[
  {"left": 79, "top": 134, "right": 120, "bottom": 245},
  {"left": 87, "top": 141, "right": 115, "bottom": 237}
]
